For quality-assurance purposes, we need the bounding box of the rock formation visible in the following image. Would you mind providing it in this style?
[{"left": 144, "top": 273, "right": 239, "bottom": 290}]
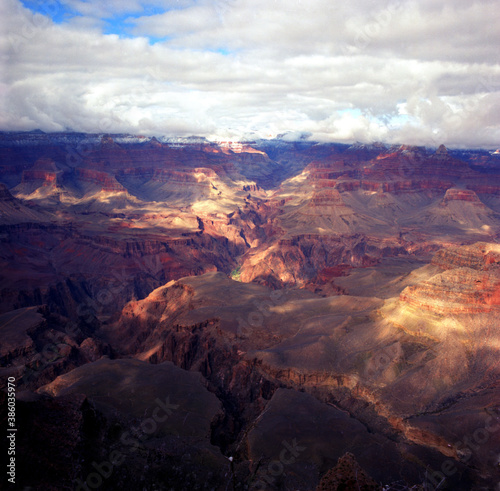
[{"left": 316, "top": 453, "right": 381, "bottom": 491}]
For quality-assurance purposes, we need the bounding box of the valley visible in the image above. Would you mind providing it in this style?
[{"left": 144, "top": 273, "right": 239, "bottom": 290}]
[{"left": 0, "top": 131, "right": 499, "bottom": 490}]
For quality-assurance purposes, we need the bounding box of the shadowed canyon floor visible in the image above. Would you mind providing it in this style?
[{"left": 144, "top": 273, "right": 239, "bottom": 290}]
[{"left": 1, "top": 132, "right": 499, "bottom": 490}]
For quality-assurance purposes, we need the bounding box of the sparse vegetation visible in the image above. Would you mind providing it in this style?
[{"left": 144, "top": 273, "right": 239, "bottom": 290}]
[{"left": 230, "top": 265, "right": 242, "bottom": 281}]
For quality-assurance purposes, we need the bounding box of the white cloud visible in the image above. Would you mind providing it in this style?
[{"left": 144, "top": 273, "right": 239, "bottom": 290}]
[{"left": 1, "top": 0, "right": 500, "bottom": 147}]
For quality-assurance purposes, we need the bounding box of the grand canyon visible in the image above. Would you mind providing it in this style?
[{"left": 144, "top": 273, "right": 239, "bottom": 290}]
[{"left": 0, "top": 131, "right": 499, "bottom": 490}]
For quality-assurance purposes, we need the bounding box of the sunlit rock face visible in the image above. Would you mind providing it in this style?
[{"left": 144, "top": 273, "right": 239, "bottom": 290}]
[
  {"left": 441, "top": 188, "right": 483, "bottom": 204},
  {"left": 432, "top": 242, "right": 500, "bottom": 270},
  {"left": 400, "top": 266, "right": 500, "bottom": 314},
  {"left": 1, "top": 132, "right": 500, "bottom": 490},
  {"left": 400, "top": 243, "right": 500, "bottom": 314}
]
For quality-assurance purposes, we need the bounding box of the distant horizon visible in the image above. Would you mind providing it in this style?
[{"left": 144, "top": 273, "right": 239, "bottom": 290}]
[{"left": 1, "top": 128, "right": 499, "bottom": 152}]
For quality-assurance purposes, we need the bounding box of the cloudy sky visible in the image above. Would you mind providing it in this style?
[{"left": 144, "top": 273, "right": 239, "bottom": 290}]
[{"left": 1, "top": 0, "right": 499, "bottom": 147}]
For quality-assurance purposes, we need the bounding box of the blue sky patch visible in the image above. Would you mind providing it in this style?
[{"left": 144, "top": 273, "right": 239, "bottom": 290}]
[
  {"left": 20, "top": 0, "right": 73, "bottom": 24},
  {"left": 19, "top": 0, "right": 172, "bottom": 44}
]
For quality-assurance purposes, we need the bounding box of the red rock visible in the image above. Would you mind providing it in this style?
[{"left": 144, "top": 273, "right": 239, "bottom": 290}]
[
  {"left": 75, "top": 168, "right": 126, "bottom": 192},
  {"left": 335, "top": 180, "right": 361, "bottom": 192},
  {"left": 441, "top": 188, "right": 483, "bottom": 204},
  {"left": 21, "top": 170, "right": 57, "bottom": 186},
  {"left": 309, "top": 188, "right": 345, "bottom": 206},
  {"left": 401, "top": 243, "right": 500, "bottom": 314},
  {"left": 431, "top": 242, "right": 500, "bottom": 270}
]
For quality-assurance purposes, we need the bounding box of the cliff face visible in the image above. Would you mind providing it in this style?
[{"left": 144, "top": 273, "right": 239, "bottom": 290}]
[
  {"left": 12, "top": 159, "right": 60, "bottom": 197},
  {"left": 75, "top": 168, "right": 126, "bottom": 192},
  {"left": 21, "top": 170, "right": 57, "bottom": 186},
  {"left": 400, "top": 267, "right": 500, "bottom": 314},
  {"left": 238, "top": 233, "right": 399, "bottom": 288},
  {"left": 467, "top": 184, "right": 500, "bottom": 195},
  {"left": 364, "top": 145, "right": 470, "bottom": 180},
  {"left": 400, "top": 243, "right": 500, "bottom": 314},
  {"left": 150, "top": 168, "right": 217, "bottom": 182},
  {"left": 431, "top": 242, "right": 500, "bottom": 270},
  {"left": 308, "top": 188, "right": 346, "bottom": 207},
  {"left": 441, "top": 187, "right": 484, "bottom": 204}
]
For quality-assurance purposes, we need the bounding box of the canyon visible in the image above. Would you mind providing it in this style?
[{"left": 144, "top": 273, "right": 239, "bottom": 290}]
[{"left": 0, "top": 131, "right": 499, "bottom": 490}]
